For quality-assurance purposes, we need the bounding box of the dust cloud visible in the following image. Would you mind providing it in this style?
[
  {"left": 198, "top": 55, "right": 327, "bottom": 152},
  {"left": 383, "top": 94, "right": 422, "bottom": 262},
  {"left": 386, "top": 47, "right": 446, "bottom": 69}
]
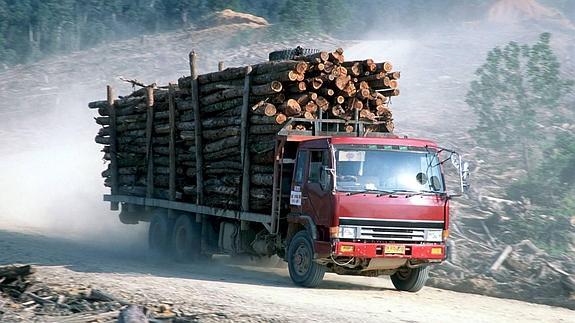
[{"left": 0, "top": 87, "right": 148, "bottom": 251}]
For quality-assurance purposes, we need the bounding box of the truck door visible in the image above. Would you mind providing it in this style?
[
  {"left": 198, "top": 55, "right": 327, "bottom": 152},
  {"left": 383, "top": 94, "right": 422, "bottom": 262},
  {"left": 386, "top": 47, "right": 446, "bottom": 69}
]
[
  {"left": 290, "top": 149, "right": 332, "bottom": 228},
  {"left": 303, "top": 150, "right": 332, "bottom": 229},
  {"left": 290, "top": 150, "right": 308, "bottom": 213}
]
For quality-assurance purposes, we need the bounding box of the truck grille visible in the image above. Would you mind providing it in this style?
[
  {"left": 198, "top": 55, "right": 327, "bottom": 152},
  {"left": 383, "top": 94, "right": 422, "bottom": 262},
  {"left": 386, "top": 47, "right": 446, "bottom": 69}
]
[{"left": 339, "top": 217, "right": 444, "bottom": 243}]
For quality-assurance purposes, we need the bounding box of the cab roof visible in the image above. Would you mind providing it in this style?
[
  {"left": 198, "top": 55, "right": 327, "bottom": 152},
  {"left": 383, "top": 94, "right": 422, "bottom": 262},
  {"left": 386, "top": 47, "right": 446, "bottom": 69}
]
[{"left": 287, "top": 135, "right": 438, "bottom": 149}]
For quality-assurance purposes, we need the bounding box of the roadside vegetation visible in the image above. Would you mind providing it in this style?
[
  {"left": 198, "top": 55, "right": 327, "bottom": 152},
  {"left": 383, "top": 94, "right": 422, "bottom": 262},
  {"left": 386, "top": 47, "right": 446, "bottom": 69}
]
[
  {"left": 3, "top": 1, "right": 575, "bottom": 68},
  {"left": 467, "top": 32, "right": 575, "bottom": 252}
]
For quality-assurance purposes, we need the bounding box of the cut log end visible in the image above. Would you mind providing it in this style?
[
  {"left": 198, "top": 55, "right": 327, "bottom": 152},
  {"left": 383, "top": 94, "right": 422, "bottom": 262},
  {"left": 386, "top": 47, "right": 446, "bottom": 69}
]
[{"left": 275, "top": 113, "right": 287, "bottom": 124}]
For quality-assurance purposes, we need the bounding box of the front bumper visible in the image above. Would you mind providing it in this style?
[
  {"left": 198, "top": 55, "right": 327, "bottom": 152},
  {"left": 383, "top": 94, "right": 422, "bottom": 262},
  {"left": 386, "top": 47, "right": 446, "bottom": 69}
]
[{"left": 332, "top": 241, "right": 445, "bottom": 260}]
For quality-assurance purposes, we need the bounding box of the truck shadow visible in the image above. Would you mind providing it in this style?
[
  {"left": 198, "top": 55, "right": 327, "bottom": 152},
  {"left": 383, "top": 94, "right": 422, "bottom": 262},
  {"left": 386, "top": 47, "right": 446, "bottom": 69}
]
[{"left": 0, "top": 229, "right": 395, "bottom": 291}]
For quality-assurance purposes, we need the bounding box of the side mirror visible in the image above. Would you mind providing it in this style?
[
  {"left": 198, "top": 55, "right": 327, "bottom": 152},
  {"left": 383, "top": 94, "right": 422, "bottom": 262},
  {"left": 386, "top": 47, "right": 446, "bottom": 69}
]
[
  {"left": 461, "top": 161, "right": 470, "bottom": 193},
  {"left": 323, "top": 167, "right": 335, "bottom": 176},
  {"left": 444, "top": 151, "right": 470, "bottom": 197},
  {"left": 320, "top": 166, "right": 335, "bottom": 191}
]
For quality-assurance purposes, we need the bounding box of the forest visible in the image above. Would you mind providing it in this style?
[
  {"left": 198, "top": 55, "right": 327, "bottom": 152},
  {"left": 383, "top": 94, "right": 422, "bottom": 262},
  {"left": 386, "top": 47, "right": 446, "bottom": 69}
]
[{"left": 1, "top": 0, "right": 574, "bottom": 67}]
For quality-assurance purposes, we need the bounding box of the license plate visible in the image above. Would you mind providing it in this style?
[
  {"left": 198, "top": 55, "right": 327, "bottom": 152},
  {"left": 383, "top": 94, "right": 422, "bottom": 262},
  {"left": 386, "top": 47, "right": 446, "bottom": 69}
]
[{"left": 384, "top": 245, "right": 405, "bottom": 254}]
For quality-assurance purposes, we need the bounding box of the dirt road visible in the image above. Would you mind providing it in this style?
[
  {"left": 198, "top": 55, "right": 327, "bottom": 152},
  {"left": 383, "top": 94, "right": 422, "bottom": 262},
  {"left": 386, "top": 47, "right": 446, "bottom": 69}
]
[{"left": 1, "top": 229, "right": 573, "bottom": 323}]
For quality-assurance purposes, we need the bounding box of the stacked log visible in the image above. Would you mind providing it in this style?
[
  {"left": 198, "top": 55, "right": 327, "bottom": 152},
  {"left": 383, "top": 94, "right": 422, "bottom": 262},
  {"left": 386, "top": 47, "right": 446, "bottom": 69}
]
[{"left": 90, "top": 48, "right": 400, "bottom": 213}]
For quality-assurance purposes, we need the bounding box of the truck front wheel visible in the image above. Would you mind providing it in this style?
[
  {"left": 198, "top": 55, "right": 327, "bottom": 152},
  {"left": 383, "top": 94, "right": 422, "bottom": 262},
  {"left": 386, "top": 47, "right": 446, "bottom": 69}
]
[
  {"left": 390, "top": 266, "right": 430, "bottom": 292},
  {"left": 287, "top": 231, "right": 326, "bottom": 288},
  {"left": 172, "top": 215, "right": 201, "bottom": 262}
]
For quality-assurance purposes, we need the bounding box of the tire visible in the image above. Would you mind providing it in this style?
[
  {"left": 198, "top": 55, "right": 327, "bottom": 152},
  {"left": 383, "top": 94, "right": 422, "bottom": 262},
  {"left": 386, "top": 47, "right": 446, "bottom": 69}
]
[
  {"left": 268, "top": 47, "right": 320, "bottom": 61},
  {"left": 171, "top": 214, "right": 201, "bottom": 262},
  {"left": 390, "top": 266, "right": 430, "bottom": 292},
  {"left": 148, "top": 212, "right": 173, "bottom": 256},
  {"left": 287, "top": 231, "right": 326, "bottom": 287}
]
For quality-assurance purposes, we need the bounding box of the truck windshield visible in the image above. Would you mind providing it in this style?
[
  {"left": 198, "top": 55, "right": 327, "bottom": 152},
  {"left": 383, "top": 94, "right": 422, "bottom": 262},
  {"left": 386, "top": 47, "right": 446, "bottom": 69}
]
[{"left": 335, "top": 148, "right": 445, "bottom": 194}]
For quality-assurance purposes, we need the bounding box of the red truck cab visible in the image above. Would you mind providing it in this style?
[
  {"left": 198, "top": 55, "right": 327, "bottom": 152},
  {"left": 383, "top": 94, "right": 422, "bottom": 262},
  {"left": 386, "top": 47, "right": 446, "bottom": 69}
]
[{"left": 280, "top": 134, "right": 468, "bottom": 291}]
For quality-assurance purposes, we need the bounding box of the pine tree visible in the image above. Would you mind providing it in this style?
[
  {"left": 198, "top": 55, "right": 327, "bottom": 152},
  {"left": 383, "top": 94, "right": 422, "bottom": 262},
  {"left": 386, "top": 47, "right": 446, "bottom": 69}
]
[{"left": 466, "top": 33, "right": 573, "bottom": 174}]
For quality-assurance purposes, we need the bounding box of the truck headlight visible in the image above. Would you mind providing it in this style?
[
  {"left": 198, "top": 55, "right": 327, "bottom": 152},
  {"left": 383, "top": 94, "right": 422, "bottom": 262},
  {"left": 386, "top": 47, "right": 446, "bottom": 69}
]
[
  {"left": 426, "top": 229, "right": 443, "bottom": 242},
  {"left": 339, "top": 226, "right": 357, "bottom": 239}
]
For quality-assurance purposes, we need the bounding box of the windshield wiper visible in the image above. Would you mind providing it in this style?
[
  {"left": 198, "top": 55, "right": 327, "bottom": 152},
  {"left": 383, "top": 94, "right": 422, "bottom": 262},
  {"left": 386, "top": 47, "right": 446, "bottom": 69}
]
[
  {"left": 390, "top": 189, "right": 446, "bottom": 197},
  {"left": 346, "top": 189, "right": 395, "bottom": 196}
]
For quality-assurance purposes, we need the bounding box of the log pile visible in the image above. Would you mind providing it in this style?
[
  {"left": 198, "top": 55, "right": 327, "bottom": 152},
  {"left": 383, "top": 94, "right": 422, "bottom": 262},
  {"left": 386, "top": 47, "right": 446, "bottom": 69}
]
[
  {"left": 428, "top": 229, "right": 575, "bottom": 307},
  {"left": 0, "top": 265, "right": 201, "bottom": 321},
  {"left": 90, "top": 48, "right": 400, "bottom": 212},
  {"left": 0, "top": 265, "right": 124, "bottom": 321}
]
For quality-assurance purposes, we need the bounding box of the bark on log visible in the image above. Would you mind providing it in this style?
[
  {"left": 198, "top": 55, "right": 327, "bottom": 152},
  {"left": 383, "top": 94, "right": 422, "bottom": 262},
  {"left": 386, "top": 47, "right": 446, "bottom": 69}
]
[
  {"left": 250, "top": 124, "right": 283, "bottom": 134},
  {"left": 252, "top": 70, "right": 300, "bottom": 84},
  {"left": 201, "top": 98, "right": 243, "bottom": 114},
  {"left": 206, "top": 160, "right": 242, "bottom": 170},
  {"left": 204, "top": 136, "right": 240, "bottom": 153},
  {"left": 387, "top": 71, "right": 401, "bottom": 80},
  {"left": 197, "top": 66, "right": 246, "bottom": 85},
  {"left": 252, "top": 150, "right": 274, "bottom": 164},
  {"left": 252, "top": 173, "right": 273, "bottom": 186},
  {"left": 252, "top": 164, "right": 274, "bottom": 173},
  {"left": 251, "top": 101, "right": 277, "bottom": 116},
  {"left": 376, "top": 61, "right": 394, "bottom": 73},
  {"left": 203, "top": 126, "right": 241, "bottom": 140},
  {"left": 379, "top": 89, "right": 400, "bottom": 97},
  {"left": 199, "top": 117, "right": 241, "bottom": 129},
  {"left": 89, "top": 100, "right": 108, "bottom": 109},
  {"left": 297, "top": 51, "right": 329, "bottom": 63},
  {"left": 199, "top": 87, "right": 243, "bottom": 106},
  {"left": 252, "top": 60, "right": 308, "bottom": 75},
  {"left": 286, "top": 82, "right": 307, "bottom": 93},
  {"left": 205, "top": 147, "right": 241, "bottom": 161},
  {"left": 250, "top": 115, "right": 279, "bottom": 125},
  {"left": 251, "top": 187, "right": 273, "bottom": 200},
  {"left": 251, "top": 81, "right": 283, "bottom": 96},
  {"left": 116, "top": 96, "right": 146, "bottom": 108},
  {"left": 357, "top": 72, "right": 386, "bottom": 82},
  {"left": 199, "top": 79, "right": 244, "bottom": 95}
]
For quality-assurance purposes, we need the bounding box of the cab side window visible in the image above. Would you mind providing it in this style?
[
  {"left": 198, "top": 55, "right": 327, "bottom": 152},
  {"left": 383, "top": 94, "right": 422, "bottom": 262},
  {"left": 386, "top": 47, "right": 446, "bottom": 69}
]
[
  {"left": 309, "top": 150, "right": 329, "bottom": 189},
  {"left": 308, "top": 151, "right": 323, "bottom": 183},
  {"left": 294, "top": 150, "right": 308, "bottom": 185}
]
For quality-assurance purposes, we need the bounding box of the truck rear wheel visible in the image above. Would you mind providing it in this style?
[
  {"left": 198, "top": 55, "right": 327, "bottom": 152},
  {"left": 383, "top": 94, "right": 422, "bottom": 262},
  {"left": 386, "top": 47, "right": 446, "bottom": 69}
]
[
  {"left": 148, "top": 212, "right": 172, "bottom": 256},
  {"left": 390, "top": 266, "right": 430, "bottom": 292},
  {"left": 172, "top": 215, "right": 201, "bottom": 262},
  {"left": 287, "top": 231, "right": 326, "bottom": 288}
]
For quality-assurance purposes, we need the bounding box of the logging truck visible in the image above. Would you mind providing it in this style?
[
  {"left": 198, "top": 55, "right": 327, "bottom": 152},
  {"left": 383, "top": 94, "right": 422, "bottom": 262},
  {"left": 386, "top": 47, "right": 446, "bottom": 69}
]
[{"left": 92, "top": 48, "right": 469, "bottom": 291}]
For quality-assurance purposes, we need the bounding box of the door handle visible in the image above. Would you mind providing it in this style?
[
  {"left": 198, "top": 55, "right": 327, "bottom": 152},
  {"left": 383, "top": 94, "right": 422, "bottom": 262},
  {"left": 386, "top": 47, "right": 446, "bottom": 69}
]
[{"left": 302, "top": 196, "right": 309, "bottom": 200}]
